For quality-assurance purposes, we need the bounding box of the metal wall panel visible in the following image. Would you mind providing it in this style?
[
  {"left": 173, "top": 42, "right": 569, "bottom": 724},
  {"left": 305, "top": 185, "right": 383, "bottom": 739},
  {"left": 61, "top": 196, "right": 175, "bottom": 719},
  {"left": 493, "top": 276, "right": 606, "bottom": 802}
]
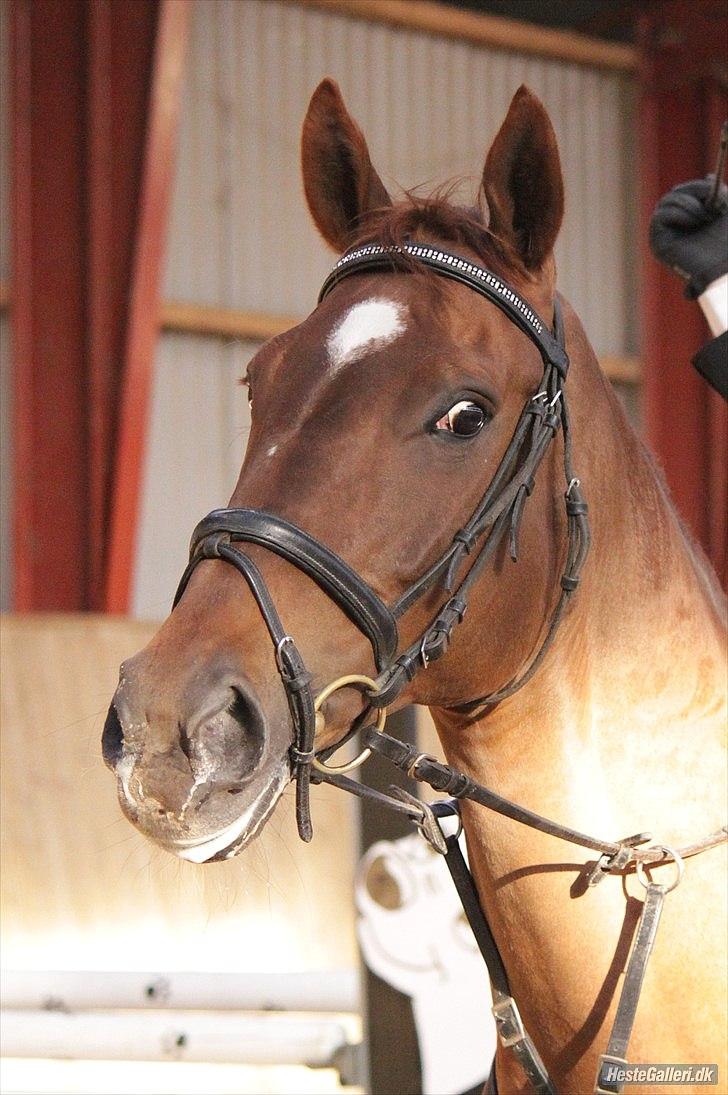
[
  {"left": 133, "top": 0, "right": 637, "bottom": 615},
  {"left": 133, "top": 333, "right": 253, "bottom": 617},
  {"left": 0, "top": 0, "right": 12, "bottom": 610},
  {"left": 162, "top": 0, "right": 637, "bottom": 335}
]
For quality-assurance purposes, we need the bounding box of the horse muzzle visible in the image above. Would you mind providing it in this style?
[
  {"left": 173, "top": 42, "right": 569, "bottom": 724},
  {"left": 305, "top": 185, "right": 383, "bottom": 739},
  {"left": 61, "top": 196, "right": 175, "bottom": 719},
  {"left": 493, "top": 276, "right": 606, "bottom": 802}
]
[{"left": 102, "top": 663, "right": 290, "bottom": 861}]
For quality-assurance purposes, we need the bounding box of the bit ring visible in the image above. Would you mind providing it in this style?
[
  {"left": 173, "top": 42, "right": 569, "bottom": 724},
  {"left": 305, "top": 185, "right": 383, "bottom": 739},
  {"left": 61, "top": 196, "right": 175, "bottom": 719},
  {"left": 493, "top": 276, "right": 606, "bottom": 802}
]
[{"left": 311, "top": 674, "right": 387, "bottom": 774}]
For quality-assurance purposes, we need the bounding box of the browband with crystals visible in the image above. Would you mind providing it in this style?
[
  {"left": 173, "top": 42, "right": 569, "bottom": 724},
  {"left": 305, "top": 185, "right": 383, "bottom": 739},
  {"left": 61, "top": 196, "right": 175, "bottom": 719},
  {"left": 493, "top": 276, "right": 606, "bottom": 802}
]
[{"left": 318, "top": 242, "right": 569, "bottom": 376}]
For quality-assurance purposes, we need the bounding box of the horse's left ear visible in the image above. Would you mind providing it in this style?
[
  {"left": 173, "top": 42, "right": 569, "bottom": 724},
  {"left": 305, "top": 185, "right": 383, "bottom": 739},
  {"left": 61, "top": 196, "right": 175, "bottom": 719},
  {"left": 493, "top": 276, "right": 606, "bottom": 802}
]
[{"left": 481, "top": 86, "right": 564, "bottom": 272}]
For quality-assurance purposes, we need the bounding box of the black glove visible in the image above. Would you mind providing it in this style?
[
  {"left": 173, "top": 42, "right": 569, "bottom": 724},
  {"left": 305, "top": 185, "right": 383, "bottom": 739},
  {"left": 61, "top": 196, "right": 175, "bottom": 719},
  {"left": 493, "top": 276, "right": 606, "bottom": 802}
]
[{"left": 649, "top": 176, "right": 728, "bottom": 298}]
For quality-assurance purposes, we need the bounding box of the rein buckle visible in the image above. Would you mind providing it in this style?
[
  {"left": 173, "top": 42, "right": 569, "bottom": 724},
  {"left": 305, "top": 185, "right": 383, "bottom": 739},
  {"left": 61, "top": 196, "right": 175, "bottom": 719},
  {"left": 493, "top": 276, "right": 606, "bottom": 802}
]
[
  {"left": 586, "top": 833, "right": 652, "bottom": 887},
  {"left": 492, "top": 996, "right": 526, "bottom": 1048},
  {"left": 390, "top": 787, "right": 447, "bottom": 854}
]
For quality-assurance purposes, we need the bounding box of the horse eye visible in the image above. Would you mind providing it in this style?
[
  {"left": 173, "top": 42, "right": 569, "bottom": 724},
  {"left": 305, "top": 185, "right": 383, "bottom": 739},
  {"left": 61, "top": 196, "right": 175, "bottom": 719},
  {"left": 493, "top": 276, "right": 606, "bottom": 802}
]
[{"left": 435, "top": 400, "right": 487, "bottom": 437}]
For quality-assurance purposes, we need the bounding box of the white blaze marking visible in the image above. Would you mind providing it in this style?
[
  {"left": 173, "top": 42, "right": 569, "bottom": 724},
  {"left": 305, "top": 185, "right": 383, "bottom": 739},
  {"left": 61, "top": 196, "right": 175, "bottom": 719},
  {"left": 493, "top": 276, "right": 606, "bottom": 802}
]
[
  {"left": 266, "top": 444, "right": 278, "bottom": 458},
  {"left": 326, "top": 298, "right": 406, "bottom": 371}
]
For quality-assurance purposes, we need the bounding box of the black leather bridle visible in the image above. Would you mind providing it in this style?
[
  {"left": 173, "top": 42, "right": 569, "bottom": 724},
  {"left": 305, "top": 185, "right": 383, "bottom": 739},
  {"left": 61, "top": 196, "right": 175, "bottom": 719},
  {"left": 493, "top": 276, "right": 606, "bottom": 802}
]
[{"left": 173, "top": 242, "right": 590, "bottom": 842}]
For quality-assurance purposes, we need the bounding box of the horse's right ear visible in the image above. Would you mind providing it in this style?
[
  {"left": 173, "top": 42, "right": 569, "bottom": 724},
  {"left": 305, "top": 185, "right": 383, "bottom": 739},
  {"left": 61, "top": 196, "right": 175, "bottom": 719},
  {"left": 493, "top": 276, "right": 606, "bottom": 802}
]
[
  {"left": 301, "top": 79, "right": 391, "bottom": 252},
  {"left": 481, "top": 86, "right": 564, "bottom": 272}
]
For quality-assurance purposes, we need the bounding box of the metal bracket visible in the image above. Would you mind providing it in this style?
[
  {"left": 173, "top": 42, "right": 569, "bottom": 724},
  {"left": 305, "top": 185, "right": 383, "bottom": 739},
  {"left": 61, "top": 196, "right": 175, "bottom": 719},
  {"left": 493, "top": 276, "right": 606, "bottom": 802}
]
[
  {"left": 587, "top": 833, "right": 652, "bottom": 887},
  {"left": 492, "top": 995, "right": 526, "bottom": 1048},
  {"left": 390, "top": 787, "right": 448, "bottom": 854},
  {"left": 330, "top": 1040, "right": 366, "bottom": 1089}
]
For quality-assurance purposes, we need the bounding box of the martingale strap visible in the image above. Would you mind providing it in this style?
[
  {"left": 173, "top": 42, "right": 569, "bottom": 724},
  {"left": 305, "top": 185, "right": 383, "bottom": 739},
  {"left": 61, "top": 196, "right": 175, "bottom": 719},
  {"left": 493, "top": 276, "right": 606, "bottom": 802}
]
[
  {"left": 313, "top": 744, "right": 725, "bottom": 1095},
  {"left": 430, "top": 802, "right": 556, "bottom": 1095}
]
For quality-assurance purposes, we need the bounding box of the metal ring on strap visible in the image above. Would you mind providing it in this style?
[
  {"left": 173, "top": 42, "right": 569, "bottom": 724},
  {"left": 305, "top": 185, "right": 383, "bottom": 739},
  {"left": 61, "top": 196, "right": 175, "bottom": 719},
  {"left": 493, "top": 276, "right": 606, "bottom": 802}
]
[
  {"left": 635, "top": 844, "right": 685, "bottom": 894},
  {"left": 311, "top": 674, "right": 387, "bottom": 774}
]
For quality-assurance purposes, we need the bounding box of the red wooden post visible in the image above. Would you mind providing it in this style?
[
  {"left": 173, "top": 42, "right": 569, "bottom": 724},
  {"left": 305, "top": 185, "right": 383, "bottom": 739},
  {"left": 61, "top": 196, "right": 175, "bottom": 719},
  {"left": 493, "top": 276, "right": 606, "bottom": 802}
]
[
  {"left": 10, "top": 0, "right": 162, "bottom": 610},
  {"left": 12, "top": 0, "right": 89, "bottom": 609},
  {"left": 638, "top": 0, "right": 728, "bottom": 584},
  {"left": 104, "top": 0, "right": 190, "bottom": 613}
]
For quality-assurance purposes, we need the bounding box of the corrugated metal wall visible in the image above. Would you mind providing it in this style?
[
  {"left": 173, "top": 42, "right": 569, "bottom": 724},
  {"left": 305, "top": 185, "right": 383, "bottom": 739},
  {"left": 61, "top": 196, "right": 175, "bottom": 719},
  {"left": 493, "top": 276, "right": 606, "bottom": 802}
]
[
  {"left": 0, "top": 1, "right": 12, "bottom": 611},
  {"left": 132, "top": 0, "right": 637, "bottom": 617}
]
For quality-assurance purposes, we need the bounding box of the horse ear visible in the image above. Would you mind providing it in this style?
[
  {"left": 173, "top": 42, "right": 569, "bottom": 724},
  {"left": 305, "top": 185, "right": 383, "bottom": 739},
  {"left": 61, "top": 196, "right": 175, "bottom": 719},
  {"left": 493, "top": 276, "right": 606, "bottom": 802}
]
[
  {"left": 481, "top": 86, "right": 564, "bottom": 272},
  {"left": 301, "top": 78, "right": 391, "bottom": 252}
]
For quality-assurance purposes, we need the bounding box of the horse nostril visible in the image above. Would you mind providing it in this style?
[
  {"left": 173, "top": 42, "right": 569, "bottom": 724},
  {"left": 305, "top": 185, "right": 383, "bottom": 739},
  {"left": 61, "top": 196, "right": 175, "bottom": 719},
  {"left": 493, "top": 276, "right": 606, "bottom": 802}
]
[
  {"left": 226, "top": 688, "right": 266, "bottom": 775},
  {"left": 186, "top": 686, "right": 266, "bottom": 786},
  {"left": 102, "top": 704, "right": 125, "bottom": 769}
]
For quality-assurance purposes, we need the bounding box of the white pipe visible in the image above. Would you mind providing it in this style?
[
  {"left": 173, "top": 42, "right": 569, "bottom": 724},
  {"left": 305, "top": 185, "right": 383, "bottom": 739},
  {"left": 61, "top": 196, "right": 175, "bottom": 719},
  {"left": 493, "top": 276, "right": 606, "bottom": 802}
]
[
  {"left": 1, "top": 1009, "right": 353, "bottom": 1066},
  {"left": 0, "top": 969, "right": 359, "bottom": 1013}
]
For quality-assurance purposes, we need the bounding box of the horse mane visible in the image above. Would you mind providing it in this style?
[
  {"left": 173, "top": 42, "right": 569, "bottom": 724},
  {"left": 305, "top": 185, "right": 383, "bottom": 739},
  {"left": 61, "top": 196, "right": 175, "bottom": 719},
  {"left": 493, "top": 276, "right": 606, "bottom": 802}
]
[{"left": 351, "top": 185, "right": 526, "bottom": 284}]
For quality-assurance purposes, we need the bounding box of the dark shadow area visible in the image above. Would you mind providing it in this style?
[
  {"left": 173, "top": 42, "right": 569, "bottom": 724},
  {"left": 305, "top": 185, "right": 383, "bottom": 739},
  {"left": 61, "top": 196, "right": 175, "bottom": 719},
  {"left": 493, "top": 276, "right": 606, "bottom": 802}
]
[{"left": 437, "top": 0, "right": 639, "bottom": 43}]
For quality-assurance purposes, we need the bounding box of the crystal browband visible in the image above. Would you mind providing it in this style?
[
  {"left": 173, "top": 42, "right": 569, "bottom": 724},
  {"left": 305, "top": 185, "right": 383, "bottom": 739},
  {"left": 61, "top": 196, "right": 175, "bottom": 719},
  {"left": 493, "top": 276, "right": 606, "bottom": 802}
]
[{"left": 317, "top": 241, "right": 569, "bottom": 375}]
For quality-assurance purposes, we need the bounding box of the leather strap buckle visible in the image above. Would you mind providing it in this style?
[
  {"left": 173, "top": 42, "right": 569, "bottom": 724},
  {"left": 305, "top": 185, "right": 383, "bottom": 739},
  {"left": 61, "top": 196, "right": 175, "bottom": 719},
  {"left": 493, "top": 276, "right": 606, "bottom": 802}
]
[
  {"left": 595, "top": 1054, "right": 628, "bottom": 1094},
  {"left": 586, "top": 833, "right": 651, "bottom": 887},
  {"left": 492, "top": 996, "right": 526, "bottom": 1048},
  {"left": 390, "top": 788, "right": 447, "bottom": 854},
  {"left": 274, "top": 635, "right": 295, "bottom": 673}
]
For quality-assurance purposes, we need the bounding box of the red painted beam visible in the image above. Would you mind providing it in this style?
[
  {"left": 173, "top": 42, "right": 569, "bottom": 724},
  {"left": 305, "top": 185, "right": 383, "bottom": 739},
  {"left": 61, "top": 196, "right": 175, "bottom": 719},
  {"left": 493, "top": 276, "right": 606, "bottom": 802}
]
[
  {"left": 86, "top": 0, "right": 157, "bottom": 608},
  {"left": 638, "top": 0, "right": 728, "bottom": 583},
  {"left": 105, "top": 0, "right": 189, "bottom": 614},
  {"left": 12, "top": 0, "right": 89, "bottom": 609},
  {"left": 11, "top": 0, "right": 165, "bottom": 610}
]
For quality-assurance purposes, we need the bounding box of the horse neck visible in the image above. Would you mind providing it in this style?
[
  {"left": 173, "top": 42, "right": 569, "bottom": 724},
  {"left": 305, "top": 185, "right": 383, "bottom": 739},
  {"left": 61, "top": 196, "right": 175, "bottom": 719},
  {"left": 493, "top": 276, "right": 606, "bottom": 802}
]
[{"left": 431, "top": 309, "right": 726, "bottom": 852}]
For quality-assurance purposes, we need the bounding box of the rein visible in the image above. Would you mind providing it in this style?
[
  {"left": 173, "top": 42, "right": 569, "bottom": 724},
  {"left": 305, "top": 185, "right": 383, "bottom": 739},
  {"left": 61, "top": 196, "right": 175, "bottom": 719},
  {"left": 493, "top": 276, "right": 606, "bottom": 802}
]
[{"left": 174, "top": 242, "right": 727, "bottom": 1095}]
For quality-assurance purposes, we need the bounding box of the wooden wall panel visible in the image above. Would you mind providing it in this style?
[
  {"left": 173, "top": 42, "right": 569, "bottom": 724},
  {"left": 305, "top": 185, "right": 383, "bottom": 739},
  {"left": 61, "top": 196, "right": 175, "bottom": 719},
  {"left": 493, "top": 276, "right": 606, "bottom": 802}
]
[{"left": 1, "top": 614, "right": 359, "bottom": 976}]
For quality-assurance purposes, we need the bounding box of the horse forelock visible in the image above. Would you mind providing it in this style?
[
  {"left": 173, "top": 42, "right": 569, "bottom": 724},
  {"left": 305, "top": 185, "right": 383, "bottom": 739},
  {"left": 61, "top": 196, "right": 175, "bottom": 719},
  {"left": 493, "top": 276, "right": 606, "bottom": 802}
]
[{"left": 351, "top": 188, "right": 526, "bottom": 285}]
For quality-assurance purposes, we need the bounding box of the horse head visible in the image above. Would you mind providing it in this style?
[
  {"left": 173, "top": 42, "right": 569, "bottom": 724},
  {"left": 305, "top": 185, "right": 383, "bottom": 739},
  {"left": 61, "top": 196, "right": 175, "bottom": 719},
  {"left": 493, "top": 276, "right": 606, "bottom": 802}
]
[{"left": 103, "top": 80, "right": 576, "bottom": 862}]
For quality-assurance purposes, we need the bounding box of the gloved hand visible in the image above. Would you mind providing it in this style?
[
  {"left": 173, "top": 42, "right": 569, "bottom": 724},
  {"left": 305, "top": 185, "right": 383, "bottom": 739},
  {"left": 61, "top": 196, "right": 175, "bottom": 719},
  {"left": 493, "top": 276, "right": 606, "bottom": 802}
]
[{"left": 649, "top": 176, "right": 728, "bottom": 298}]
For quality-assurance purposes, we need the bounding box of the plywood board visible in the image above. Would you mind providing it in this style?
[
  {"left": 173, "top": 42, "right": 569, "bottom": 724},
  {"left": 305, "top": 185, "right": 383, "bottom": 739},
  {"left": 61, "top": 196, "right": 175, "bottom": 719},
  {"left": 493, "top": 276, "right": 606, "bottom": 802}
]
[{"left": 0, "top": 614, "right": 359, "bottom": 977}]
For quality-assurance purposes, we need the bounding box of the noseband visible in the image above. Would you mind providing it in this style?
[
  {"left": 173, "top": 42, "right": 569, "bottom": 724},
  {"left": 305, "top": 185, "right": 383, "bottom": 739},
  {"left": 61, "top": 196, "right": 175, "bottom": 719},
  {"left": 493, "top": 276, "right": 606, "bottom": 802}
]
[{"left": 173, "top": 242, "right": 590, "bottom": 842}]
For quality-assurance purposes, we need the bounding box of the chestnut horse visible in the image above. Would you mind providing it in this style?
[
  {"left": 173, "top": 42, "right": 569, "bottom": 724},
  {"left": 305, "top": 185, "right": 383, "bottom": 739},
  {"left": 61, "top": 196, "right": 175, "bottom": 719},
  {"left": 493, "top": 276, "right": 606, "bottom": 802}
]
[{"left": 104, "top": 82, "right": 727, "bottom": 1093}]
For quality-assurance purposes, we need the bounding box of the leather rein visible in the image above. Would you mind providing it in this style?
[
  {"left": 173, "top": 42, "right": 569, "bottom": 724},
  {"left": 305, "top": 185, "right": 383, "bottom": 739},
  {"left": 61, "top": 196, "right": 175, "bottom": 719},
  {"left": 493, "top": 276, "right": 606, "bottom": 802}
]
[{"left": 173, "top": 242, "right": 727, "bottom": 1095}]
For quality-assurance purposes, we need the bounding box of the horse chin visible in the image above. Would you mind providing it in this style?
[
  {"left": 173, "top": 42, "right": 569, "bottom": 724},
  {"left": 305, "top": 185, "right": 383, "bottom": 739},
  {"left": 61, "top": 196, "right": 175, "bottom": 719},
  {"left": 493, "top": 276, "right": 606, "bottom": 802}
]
[{"left": 167, "top": 761, "right": 290, "bottom": 864}]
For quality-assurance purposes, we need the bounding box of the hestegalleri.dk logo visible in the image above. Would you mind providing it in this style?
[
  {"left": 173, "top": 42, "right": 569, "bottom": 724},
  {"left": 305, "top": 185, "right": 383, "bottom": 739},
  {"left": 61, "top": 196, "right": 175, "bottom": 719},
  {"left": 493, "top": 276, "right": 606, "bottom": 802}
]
[{"left": 599, "top": 1063, "right": 719, "bottom": 1086}]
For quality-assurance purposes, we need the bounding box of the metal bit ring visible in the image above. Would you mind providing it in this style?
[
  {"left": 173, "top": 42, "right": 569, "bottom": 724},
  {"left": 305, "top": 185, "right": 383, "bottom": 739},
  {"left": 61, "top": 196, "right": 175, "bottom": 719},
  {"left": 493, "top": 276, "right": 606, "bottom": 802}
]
[{"left": 311, "top": 674, "right": 387, "bottom": 774}]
